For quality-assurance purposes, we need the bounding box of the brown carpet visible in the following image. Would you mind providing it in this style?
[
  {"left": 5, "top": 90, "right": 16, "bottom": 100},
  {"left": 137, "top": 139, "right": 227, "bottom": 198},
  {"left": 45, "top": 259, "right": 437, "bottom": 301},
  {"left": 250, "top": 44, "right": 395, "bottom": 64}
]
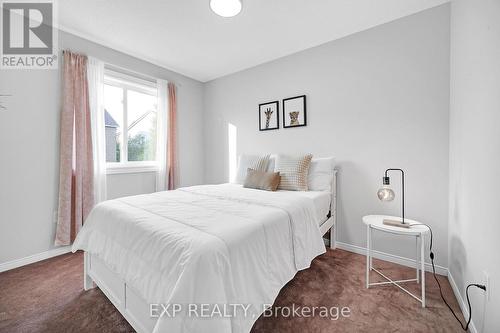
[{"left": 0, "top": 249, "right": 464, "bottom": 333}]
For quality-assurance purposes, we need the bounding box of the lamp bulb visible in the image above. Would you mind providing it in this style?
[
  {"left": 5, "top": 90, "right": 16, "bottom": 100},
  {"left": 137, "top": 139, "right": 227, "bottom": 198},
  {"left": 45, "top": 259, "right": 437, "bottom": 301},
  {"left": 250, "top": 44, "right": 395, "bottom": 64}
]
[{"left": 377, "top": 185, "right": 395, "bottom": 201}]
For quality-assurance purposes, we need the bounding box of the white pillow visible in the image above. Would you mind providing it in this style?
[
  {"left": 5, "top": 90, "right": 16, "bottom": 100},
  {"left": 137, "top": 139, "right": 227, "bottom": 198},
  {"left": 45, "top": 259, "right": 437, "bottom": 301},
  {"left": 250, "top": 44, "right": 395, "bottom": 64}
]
[
  {"left": 308, "top": 157, "right": 335, "bottom": 191},
  {"left": 267, "top": 154, "right": 277, "bottom": 173},
  {"left": 234, "top": 154, "right": 270, "bottom": 184}
]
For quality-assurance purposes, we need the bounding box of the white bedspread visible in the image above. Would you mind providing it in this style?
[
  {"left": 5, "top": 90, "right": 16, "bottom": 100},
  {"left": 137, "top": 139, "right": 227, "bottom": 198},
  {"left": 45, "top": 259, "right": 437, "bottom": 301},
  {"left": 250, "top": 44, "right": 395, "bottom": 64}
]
[{"left": 72, "top": 184, "right": 326, "bottom": 333}]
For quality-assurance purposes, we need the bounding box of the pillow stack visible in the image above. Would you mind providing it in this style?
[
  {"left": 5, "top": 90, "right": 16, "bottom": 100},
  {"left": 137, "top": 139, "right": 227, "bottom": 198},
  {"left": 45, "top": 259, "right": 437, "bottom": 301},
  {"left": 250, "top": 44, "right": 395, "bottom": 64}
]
[{"left": 237, "top": 153, "right": 324, "bottom": 192}]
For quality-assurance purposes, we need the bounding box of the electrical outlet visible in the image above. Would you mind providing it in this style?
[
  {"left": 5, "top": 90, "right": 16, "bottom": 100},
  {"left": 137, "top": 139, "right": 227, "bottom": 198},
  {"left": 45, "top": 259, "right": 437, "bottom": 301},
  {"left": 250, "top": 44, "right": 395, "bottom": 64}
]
[{"left": 483, "top": 271, "right": 490, "bottom": 302}]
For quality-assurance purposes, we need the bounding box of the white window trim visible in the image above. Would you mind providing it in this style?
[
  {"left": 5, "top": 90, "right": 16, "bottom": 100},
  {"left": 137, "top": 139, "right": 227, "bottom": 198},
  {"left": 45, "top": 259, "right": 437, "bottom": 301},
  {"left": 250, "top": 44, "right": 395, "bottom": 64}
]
[
  {"left": 106, "top": 162, "right": 159, "bottom": 175},
  {"left": 103, "top": 67, "right": 159, "bottom": 173}
]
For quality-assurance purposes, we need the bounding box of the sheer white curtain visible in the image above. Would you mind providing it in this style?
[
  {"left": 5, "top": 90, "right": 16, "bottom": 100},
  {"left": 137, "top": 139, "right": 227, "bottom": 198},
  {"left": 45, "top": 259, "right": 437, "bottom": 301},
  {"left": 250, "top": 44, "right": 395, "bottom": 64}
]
[
  {"left": 156, "top": 79, "right": 168, "bottom": 191},
  {"left": 87, "top": 57, "right": 107, "bottom": 203}
]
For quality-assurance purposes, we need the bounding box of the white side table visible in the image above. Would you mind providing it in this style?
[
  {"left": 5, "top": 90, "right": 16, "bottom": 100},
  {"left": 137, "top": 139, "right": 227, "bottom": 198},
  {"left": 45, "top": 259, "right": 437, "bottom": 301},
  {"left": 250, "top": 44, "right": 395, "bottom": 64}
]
[{"left": 363, "top": 215, "right": 430, "bottom": 307}]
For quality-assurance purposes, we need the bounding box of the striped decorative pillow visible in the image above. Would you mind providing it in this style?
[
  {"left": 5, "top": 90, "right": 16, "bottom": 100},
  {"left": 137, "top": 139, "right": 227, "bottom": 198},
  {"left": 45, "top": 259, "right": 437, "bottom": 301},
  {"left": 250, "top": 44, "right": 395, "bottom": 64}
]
[
  {"left": 276, "top": 154, "right": 313, "bottom": 191},
  {"left": 251, "top": 155, "right": 270, "bottom": 172},
  {"left": 235, "top": 154, "right": 270, "bottom": 184}
]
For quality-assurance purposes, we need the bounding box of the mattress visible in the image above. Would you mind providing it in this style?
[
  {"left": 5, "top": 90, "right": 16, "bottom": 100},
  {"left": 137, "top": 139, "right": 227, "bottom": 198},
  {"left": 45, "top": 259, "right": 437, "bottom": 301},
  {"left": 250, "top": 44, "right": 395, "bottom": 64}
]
[
  {"left": 281, "top": 190, "right": 331, "bottom": 224},
  {"left": 231, "top": 184, "right": 331, "bottom": 224},
  {"left": 231, "top": 184, "right": 331, "bottom": 223}
]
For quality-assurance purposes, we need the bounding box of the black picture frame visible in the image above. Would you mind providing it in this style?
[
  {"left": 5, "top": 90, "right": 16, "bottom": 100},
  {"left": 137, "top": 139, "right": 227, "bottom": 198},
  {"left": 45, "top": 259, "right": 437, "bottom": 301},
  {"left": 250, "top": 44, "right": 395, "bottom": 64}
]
[
  {"left": 283, "top": 95, "right": 307, "bottom": 128},
  {"left": 259, "top": 100, "right": 280, "bottom": 131}
]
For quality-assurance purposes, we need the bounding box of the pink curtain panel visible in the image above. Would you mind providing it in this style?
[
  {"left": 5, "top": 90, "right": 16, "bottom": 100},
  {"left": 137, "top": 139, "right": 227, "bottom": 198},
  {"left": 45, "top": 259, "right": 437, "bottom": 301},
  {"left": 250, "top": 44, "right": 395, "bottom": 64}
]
[
  {"left": 167, "top": 82, "right": 178, "bottom": 190},
  {"left": 55, "top": 51, "right": 94, "bottom": 246}
]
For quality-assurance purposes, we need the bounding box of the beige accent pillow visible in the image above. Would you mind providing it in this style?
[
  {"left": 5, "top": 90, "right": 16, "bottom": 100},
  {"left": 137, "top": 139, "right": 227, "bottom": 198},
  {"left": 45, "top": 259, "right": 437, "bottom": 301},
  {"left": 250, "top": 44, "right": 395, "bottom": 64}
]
[
  {"left": 275, "top": 154, "right": 313, "bottom": 191},
  {"left": 243, "top": 168, "right": 281, "bottom": 191}
]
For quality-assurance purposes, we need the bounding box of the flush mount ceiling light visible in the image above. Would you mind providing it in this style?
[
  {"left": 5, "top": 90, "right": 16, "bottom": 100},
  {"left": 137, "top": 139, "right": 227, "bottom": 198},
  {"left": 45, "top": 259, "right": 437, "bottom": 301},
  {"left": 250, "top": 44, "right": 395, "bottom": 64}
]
[{"left": 210, "top": 0, "right": 242, "bottom": 17}]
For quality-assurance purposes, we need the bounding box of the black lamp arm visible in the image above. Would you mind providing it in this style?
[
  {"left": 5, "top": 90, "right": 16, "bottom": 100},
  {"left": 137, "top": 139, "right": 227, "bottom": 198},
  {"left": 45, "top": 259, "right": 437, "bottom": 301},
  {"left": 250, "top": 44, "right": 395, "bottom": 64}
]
[{"left": 384, "top": 168, "right": 405, "bottom": 223}]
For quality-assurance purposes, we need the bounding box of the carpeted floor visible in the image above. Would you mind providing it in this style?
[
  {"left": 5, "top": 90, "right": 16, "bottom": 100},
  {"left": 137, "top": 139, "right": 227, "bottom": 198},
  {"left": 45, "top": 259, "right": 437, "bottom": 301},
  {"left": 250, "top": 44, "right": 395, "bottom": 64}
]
[{"left": 0, "top": 249, "right": 464, "bottom": 333}]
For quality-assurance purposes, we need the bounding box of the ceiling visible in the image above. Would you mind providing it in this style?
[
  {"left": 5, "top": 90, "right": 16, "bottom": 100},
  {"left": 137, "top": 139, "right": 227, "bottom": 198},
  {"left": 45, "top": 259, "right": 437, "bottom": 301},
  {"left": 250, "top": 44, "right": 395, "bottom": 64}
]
[{"left": 58, "top": 0, "right": 449, "bottom": 82}]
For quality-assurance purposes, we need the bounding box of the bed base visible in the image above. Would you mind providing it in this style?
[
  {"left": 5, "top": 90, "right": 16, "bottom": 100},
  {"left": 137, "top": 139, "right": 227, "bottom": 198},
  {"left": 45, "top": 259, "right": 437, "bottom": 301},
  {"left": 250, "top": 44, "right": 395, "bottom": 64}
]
[
  {"left": 325, "top": 168, "right": 338, "bottom": 250},
  {"left": 84, "top": 252, "right": 156, "bottom": 333},
  {"left": 321, "top": 216, "right": 336, "bottom": 250},
  {"left": 83, "top": 169, "right": 338, "bottom": 333}
]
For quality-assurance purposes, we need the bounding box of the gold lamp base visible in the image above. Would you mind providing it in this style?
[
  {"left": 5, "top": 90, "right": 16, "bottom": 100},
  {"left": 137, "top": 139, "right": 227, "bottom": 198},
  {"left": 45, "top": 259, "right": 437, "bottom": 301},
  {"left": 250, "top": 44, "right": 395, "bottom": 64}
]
[{"left": 383, "top": 219, "right": 410, "bottom": 228}]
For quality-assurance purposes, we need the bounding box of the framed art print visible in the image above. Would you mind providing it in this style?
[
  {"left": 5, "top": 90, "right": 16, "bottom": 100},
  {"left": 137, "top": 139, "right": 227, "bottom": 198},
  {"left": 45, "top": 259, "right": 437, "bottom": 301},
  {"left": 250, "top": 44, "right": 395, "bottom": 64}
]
[
  {"left": 283, "top": 95, "right": 307, "bottom": 128},
  {"left": 259, "top": 101, "right": 279, "bottom": 131}
]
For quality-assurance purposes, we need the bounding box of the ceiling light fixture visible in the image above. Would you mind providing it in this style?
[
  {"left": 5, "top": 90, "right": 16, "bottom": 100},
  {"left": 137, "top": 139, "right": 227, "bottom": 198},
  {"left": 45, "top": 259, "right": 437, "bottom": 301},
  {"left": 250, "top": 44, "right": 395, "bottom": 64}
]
[{"left": 210, "top": 0, "right": 242, "bottom": 18}]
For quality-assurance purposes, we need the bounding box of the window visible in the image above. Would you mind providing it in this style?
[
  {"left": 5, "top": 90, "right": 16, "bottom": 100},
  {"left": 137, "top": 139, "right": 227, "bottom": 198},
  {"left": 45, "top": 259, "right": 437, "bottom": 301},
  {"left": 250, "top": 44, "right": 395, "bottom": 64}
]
[{"left": 103, "top": 69, "right": 159, "bottom": 172}]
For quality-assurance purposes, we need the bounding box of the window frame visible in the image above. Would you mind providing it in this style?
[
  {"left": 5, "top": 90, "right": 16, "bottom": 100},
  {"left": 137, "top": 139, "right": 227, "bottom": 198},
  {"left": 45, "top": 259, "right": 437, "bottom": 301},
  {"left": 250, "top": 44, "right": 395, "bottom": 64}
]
[{"left": 103, "top": 68, "right": 159, "bottom": 174}]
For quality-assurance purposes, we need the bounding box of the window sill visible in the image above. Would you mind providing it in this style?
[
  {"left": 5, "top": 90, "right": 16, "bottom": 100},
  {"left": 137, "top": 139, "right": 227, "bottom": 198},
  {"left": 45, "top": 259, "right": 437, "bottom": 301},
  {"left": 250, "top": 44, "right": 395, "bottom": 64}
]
[{"left": 106, "top": 163, "right": 158, "bottom": 175}]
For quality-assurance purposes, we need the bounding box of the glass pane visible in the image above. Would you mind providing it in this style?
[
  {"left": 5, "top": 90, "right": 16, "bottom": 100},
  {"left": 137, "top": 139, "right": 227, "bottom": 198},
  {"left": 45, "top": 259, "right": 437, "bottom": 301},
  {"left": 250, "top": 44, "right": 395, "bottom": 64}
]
[
  {"left": 127, "top": 90, "right": 157, "bottom": 162},
  {"left": 104, "top": 84, "right": 124, "bottom": 162}
]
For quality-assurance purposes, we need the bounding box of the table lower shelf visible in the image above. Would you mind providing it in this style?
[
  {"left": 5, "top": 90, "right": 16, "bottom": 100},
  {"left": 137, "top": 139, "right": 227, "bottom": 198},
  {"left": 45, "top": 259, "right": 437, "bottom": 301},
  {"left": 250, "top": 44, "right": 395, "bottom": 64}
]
[
  {"left": 365, "top": 223, "right": 427, "bottom": 307},
  {"left": 368, "top": 267, "right": 424, "bottom": 305}
]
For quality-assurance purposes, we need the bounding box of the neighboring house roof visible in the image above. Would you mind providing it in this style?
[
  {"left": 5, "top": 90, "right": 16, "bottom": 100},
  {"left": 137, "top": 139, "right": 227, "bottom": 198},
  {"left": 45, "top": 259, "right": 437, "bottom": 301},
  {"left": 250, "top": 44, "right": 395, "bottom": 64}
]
[{"left": 105, "top": 110, "right": 119, "bottom": 128}]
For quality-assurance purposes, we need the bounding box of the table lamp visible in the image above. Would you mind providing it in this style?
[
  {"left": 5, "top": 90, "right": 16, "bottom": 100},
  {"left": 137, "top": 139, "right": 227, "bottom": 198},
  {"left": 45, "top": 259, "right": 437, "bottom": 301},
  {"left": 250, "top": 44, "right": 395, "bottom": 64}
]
[{"left": 377, "top": 168, "right": 409, "bottom": 228}]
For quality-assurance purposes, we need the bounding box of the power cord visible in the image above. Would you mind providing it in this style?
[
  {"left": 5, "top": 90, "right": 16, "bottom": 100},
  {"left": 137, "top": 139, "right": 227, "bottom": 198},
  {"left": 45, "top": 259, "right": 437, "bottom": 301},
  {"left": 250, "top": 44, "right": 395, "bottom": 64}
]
[{"left": 409, "top": 223, "right": 486, "bottom": 331}]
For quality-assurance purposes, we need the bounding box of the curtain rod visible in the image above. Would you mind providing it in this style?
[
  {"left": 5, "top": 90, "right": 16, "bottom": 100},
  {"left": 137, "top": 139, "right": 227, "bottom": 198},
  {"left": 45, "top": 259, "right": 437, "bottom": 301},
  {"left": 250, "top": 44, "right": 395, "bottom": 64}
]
[
  {"left": 104, "top": 62, "right": 182, "bottom": 87},
  {"left": 60, "top": 48, "right": 181, "bottom": 87}
]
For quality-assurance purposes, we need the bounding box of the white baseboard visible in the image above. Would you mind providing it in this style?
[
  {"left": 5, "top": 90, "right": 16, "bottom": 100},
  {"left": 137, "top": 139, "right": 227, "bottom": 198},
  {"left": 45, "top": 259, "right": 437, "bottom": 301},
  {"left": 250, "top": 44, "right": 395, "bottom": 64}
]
[
  {"left": 448, "top": 273, "right": 478, "bottom": 333},
  {"left": 0, "top": 246, "right": 72, "bottom": 273},
  {"left": 336, "top": 241, "right": 448, "bottom": 276},
  {"left": 1, "top": 242, "right": 447, "bottom": 276}
]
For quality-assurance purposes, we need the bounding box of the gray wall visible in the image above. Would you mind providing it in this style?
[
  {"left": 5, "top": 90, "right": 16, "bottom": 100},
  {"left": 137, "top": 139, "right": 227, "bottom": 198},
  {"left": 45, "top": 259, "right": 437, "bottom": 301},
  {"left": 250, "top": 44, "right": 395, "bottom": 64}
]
[
  {"left": 106, "top": 172, "right": 157, "bottom": 200},
  {"left": 203, "top": 5, "right": 451, "bottom": 267},
  {"left": 449, "top": 0, "right": 500, "bottom": 331},
  {"left": 0, "top": 30, "right": 205, "bottom": 264}
]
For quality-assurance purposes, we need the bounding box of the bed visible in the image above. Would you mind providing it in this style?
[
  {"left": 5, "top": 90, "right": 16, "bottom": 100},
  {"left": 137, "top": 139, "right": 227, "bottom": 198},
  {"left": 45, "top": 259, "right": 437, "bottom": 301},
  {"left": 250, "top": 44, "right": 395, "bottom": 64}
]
[{"left": 72, "top": 163, "right": 337, "bottom": 333}]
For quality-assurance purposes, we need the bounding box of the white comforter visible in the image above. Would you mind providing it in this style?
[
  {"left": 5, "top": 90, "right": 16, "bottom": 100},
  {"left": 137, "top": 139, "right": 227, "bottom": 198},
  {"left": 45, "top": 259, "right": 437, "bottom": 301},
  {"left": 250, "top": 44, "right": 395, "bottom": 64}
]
[{"left": 72, "top": 184, "right": 326, "bottom": 333}]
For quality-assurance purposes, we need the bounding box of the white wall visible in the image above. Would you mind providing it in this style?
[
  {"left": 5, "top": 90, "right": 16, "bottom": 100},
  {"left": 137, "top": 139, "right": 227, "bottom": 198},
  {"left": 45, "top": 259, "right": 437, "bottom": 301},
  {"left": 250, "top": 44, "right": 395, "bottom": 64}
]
[
  {"left": 203, "top": 5, "right": 451, "bottom": 267},
  {"left": 449, "top": 0, "right": 500, "bottom": 331},
  {"left": 106, "top": 172, "right": 157, "bottom": 200},
  {"left": 0, "top": 31, "right": 204, "bottom": 264}
]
